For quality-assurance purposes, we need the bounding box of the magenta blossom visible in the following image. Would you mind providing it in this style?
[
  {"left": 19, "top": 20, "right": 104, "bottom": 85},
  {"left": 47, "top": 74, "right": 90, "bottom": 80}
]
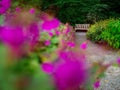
[
  {"left": 0, "top": 26, "right": 25, "bottom": 47},
  {"left": 29, "top": 8, "right": 35, "bottom": 14},
  {"left": 80, "top": 41, "right": 88, "bottom": 49},
  {"left": 67, "top": 41, "right": 75, "bottom": 48},
  {"left": 58, "top": 50, "right": 86, "bottom": 62},
  {"left": 93, "top": 80, "right": 100, "bottom": 89},
  {"left": 53, "top": 60, "right": 87, "bottom": 90},
  {"left": 65, "top": 28, "right": 70, "bottom": 34},
  {"left": 58, "top": 51, "right": 69, "bottom": 61},
  {"left": 27, "top": 23, "right": 39, "bottom": 46},
  {"left": 0, "top": 0, "right": 11, "bottom": 14},
  {"left": 1, "top": 22, "right": 39, "bottom": 50},
  {"left": 53, "top": 51, "right": 88, "bottom": 90},
  {"left": 45, "top": 40, "right": 51, "bottom": 46},
  {"left": 49, "top": 32, "right": 54, "bottom": 37},
  {"left": 64, "top": 25, "right": 70, "bottom": 35},
  {"left": 15, "top": 7, "right": 21, "bottom": 12},
  {"left": 41, "top": 62, "right": 54, "bottom": 74},
  {"left": 55, "top": 30, "right": 60, "bottom": 35},
  {"left": 42, "top": 18, "right": 60, "bottom": 30},
  {"left": 40, "top": 12, "right": 48, "bottom": 21},
  {"left": 117, "top": 57, "right": 120, "bottom": 65}
]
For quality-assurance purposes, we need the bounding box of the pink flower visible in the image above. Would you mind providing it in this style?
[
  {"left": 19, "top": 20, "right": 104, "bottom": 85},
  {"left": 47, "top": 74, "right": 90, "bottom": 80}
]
[
  {"left": 80, "top": 41, "right": 88, "bottom": 49},
  {"left": 0, "top": 22, "right": 40, "bottom": 51},
  {"left": 58, "top": 50, "right": 86, "bottom": 62},
  {"left": 41, "top": 62, "right": 54, "bottom": 74},
  {"left": 65, "top": 28, "right": 70, "bottom": 34},
  {"left": 0, "top": 26, "right": 25, "bottom": 47},
  {"left": 15, "top": 7, "right": 21, "bottom": 12},
  {"left": 0, "top": 0, "right": 11, "bottom": 14},
  {"left": 28, "top": 23, "right": 39, "bottom": 46},
  {"left": 49, "top": 32, "right": 54, "bottom": 37},
  {"left": 29, "top": 8, "right": 35, "bottom": 14},
  {"left": 93, "top": 80, "right": 100, "bottom": 89},
  {"left": 52, "top": 51, "right": 88, "bottom": 90},
  {"left": 45, "top": 40, "right": 51, "bottom": 46},
  {"left": 67, "top": 41, "right": 75, "bottom": 48},
  {"left": 40, "top": 51, "right": 88, "bottom": 90},
  {"left": 53, "top": 59, "right": 87, "bottom": 90},
  {"left": 42, "top": 18, "right": 60, "bottom": 30},
  {"left": 117, "top": 58, "right": 120, "bottom": 65},
  {"left": 40, "top": 12, "right": 48, "bottom": 21},
  {"left": 55, "top": 30, "right": 60, "bottom": 35}
]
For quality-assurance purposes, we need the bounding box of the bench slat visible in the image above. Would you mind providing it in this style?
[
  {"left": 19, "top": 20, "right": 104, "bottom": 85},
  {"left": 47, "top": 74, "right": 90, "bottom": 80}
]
[{"left": 75, "top": 24, "right": 90, "bottom": 31}]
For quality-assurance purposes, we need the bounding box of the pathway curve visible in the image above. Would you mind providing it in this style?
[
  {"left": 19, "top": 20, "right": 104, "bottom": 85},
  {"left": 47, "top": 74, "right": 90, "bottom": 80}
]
[{"left": 75, "top": 32, "right": 120, "bottom": 90}]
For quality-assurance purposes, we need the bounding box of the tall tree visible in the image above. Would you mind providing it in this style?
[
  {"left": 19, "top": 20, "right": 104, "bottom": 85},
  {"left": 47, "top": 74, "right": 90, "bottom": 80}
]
[{"left": 41, "top": 0, "right": 109, "bottom": 25}]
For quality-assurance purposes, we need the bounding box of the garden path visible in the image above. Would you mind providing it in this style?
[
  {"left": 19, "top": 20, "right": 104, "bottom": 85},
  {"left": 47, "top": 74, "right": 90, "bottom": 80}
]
[{"left": 75, "top": 32, "right": 120, "bottom": 90}]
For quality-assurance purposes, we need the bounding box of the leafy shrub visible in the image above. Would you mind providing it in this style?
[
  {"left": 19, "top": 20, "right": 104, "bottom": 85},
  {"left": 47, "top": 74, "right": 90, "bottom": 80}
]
[
  {"left": 101, "top": 19, "right": 120, "bottom": 49},
  {"left": 87, "top": 18, "right": 120, "bottom": 49},
  {"left": 86, "top": 19, "right": 110, "bottom": 42}
]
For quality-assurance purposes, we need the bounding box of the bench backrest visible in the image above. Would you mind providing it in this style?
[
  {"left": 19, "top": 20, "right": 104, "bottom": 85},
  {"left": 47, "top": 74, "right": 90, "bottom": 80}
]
[{"left": 75, "top": 24, "right": 90, "bottom": 31}]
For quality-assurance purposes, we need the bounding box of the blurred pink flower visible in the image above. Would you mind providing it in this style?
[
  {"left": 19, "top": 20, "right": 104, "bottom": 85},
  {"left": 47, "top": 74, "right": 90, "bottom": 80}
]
[
  {"left": 29, "top": 8, "right": 35, "bottom": 14},
  {"left": 53, "top": 51, "right": 88, "bottom": 90},
  {"left": 65, "top": 28, "right": 70, "bottom": 34},
  {"left": 15, "top": 7, "right": 21, "bottom": 12},
  {"left": 55, "top": 30, "right": 60, "bottom": 35},
  {"left": 117, "top": 57, "right": 120, "bottom": 65},
  {"left": 28, "top": 23, "right": 39, "bottom": 46},
  {"left": 80, "top": 41, "right": 88, "bottom": 49},
  {"left": 49, "top": 32, "right": 54, "bottom": 37},
  {"left": 42, "top": 18, "right": 60, "bottom": 30},
  {"left": 58, "top": 51, "right": 69, "bottom": 61},
  {"left": 58, "top": 50, "right": 86, "bottom": 62},
  {"left": 45, "top": 40, "right": 51, "bottom": 46},
  {"left": 0, "top": 22, "right": 40, "bottom": 51},
  {"left": 67, "top": 41, "right": 75, "bottom": 48},
  {"left": 0, "top": 26, "right": 25, "bottom": 47},
  {"left": 93, "top": 80, "right": 100, "bottom": 89},
  {"left": 40, "top": 12, "right": 48, "bottom": 21},
  {"left": 53, "top": 60, "right": 87, "bottom": 90},
  {"left": 41, "top": 62, "right": 54, "bottom": 74},
  {"left": 0, "top": 0, "right": 11, "bottom": 14}
]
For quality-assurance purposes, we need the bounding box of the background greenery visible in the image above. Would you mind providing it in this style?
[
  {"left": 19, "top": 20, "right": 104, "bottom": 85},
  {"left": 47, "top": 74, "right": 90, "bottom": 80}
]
[
  {"left": 41, "top": 0, "right": 120, "bottom": 25},
  {"left": 87, "top": 19, "right": 120, "bottom": 49},
  {"left": 11, "top": 0, "right": 120, "bottom": 25}
]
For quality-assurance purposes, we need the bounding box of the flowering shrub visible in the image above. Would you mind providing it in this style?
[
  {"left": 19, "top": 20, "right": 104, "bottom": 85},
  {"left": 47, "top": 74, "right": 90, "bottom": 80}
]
[
  {"left": 0, "top": 1, "right": 118, "bottom": 90},
  {"left": 0, "top": 0, "right": 11, "bottom": 14}
]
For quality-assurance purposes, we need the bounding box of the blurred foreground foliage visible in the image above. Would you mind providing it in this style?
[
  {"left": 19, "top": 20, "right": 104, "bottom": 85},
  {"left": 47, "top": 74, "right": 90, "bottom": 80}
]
[{"left": 0, "top": 44, "right": 54, "bottom": 90}]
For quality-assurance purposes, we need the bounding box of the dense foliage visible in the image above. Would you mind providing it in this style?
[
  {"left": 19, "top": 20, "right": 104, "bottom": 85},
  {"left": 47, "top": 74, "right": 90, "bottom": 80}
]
[
  {"left": 41, "top": 0, "right": 120, "bottom": 25},
  {"left": 86, "top": 19, "right": 110, "bottom": 42},
  {"left": 11, "top": 0, "right": 42, "bottom": 9},
  {"left": 3, "top": 0, "right": 120, "bottom": 25},
  {"left": 101, "top": 19, "right": 120, "bottom": 49},
  {"left": 87, "top": 19, "right": 120, "bottom": 49}
]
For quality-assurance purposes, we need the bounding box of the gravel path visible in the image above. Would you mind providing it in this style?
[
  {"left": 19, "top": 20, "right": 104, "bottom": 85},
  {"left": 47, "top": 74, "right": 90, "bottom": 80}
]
[{"left": 75, "top": 32, "right": 120, "bottom": 90}]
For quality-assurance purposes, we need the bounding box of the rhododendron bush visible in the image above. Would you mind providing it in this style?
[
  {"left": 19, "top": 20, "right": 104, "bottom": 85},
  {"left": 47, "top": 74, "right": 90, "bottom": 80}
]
[{"left": 0, "top": 0, "right": 119, "bottom": 90}]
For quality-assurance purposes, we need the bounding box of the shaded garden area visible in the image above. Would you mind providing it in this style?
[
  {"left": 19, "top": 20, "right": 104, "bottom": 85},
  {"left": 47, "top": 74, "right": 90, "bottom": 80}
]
[{"left": 0, "top": 0, "right": 120, "bottom": 90}]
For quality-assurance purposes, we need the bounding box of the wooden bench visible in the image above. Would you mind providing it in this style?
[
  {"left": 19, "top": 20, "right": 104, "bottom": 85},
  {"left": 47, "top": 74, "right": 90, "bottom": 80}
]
[{"left": 75, "top": 24, "right": 90, "bottom": 31}]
